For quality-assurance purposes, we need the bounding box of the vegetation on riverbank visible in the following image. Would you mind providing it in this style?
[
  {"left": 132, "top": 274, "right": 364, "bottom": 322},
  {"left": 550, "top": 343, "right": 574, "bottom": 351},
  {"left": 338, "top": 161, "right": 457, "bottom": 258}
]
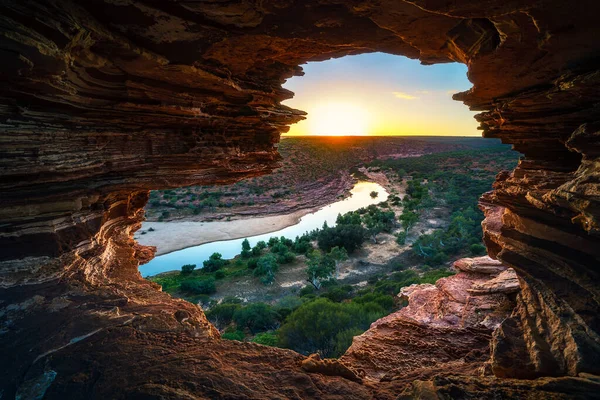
[
  {"left": 148, "top": 138, "right": 519, "bottom": 358},
  {"left": 144, "top": 136, "right": 471, "bottom": 222}
]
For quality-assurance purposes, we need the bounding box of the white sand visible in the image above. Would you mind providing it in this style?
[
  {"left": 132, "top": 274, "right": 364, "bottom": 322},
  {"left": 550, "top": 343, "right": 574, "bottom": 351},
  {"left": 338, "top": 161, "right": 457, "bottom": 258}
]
[{"left": 135, "top": 210, "right": 311, "bottom": 255}]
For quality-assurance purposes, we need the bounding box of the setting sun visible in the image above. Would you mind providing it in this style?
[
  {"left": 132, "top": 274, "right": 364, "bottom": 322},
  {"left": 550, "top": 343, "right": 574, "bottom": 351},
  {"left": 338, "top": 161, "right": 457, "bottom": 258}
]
[
  {"left": 308, "top": 102, "right": 371, "bottom": 136},
  {"left": 283, "top": 53, "right": 479, "bottom": 136}
]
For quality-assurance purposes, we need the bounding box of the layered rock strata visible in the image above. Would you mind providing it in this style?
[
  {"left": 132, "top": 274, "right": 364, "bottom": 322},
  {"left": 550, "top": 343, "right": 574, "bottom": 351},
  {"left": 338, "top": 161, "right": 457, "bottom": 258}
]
[
  {"left": 1, "top": 0, "right": 600, "bottom": 398},
  {"left": 341, "top": 256, "right": 519, "bottom": 382}
]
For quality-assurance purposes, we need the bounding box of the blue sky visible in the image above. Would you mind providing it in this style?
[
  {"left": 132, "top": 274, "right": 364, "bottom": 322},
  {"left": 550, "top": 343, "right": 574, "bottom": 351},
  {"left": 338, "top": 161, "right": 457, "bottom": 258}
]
[{"left": 282, "top": 53, "right": 479, "bottom": 136}]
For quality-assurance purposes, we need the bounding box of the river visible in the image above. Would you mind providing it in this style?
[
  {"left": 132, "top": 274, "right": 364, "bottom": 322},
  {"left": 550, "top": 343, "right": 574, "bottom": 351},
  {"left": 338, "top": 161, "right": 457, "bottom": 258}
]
[{"left": 139, "top": 181, "right": 388, "bottom": 277}]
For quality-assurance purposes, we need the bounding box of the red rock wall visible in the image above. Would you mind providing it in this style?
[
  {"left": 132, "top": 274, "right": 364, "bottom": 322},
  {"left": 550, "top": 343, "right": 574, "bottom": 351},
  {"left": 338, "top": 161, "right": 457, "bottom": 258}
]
[{"left": 1, "top": 0, "right": 600, "bottom": 398}]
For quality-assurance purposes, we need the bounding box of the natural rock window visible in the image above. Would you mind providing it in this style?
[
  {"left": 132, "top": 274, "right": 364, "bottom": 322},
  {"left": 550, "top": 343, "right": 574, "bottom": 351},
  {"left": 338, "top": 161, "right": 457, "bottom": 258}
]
[{"left": 1, "top": 1, "right": 599, "bottom": 398}]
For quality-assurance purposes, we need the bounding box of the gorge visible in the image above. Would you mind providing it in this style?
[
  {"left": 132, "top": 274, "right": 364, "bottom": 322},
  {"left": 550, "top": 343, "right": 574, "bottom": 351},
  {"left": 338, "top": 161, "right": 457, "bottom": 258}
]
[{"left": 1, "top": 0, "right": 600, "bottom": 398}]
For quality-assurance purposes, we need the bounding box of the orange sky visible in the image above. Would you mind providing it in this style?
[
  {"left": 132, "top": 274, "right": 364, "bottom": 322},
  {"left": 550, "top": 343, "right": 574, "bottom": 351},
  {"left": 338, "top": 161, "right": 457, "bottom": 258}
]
[{"left": 282, "top": 53, "right": 479, "bottom": 137}]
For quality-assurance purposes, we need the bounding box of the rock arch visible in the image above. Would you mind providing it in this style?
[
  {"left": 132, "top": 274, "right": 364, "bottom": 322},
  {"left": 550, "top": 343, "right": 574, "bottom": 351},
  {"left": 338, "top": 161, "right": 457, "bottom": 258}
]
[{"left": 1, "top": 0, "right": 599, "bottom": 397}]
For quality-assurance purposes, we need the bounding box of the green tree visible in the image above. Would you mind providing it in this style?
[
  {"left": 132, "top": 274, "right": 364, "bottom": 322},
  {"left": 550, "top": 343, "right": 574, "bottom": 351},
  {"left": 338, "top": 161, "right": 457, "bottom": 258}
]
[
  {"left": 254, "top": 254, "right": 279, "bottom": 285},
  {"left": 203, "top": 252, "right": 228, "bottom": 272},
  {"left": 233, "top": 303, "right": 278, "bottom": 334},
  {"left": 306, "top": 251, "right": 336, "bottom": 290},
  {"left": 399, "top": 210, "right": 419, "bottom": 232},
  {"left": 278, "top": 298, "right": 385, "bottom": 357},
  {"left": 241, "top": 238, "right": 251, "bottom": 259},
  {"left": 180, "top": 264, "right": 196, "bottom": 274},
  {"left": 317, "top": 224, "right": 366, "bottom": 253},
  {"left": 363, "top": 215, "right": 384, "bottom": 244},
  {"left": 328, "top": 246, "right": 348, "bottom": 279},
  {"left": 206, "top": 303, "right": 241, "bottom": 329},
  {"left": 180, "top": 278, "right": 216, "bottom": 294}
]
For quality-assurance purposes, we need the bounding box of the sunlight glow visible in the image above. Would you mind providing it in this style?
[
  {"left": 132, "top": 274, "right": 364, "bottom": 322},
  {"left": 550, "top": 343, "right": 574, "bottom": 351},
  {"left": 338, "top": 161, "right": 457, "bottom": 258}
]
[
  {"left": 282, "top": 53, "right": 479, "bottom": 137},
  {"left": 308, "top": 102, "right": 371, "bottom": 136}
]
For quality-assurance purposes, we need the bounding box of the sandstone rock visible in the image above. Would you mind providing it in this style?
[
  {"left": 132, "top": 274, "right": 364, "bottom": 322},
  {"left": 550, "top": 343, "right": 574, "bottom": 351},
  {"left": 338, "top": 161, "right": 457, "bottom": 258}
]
[
  {"left": 469, "top": 268, "right": 520, "bottom": 295},
  {"left": 453, "top": 256, "right": 507, "bottom": 275},
  {"left": 1, "top": 0, "right": 600, "bottom": 398},
  {"left": 341, "top": 259, "right": 518, "bottom": 381},
  {"left": 300, "top": 353, "right": 362, "bottom": 382}
]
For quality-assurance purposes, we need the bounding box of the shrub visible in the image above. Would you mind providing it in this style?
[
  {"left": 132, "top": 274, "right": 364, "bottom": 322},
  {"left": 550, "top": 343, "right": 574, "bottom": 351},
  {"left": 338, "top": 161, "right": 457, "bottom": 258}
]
[
  {"left": 317, "top": 224, "right": 367, "bottom": 253},
  {"left": 215, "top": 270, "right": 226, "bottom": 279},
  {"left": 370, "top": 191, "right": 378, "bottom": 198},
  {"left": 299, "top": 285, "right": 316, "bottom": 297},
  {"left": 280, "top": 236, "right": 294, "bottom": 247},
  {"left": 470, "top": 243, "right": 487, "bottom": 256},
  {"left": 233, "top": 303, "right": 278, "bottom": 334},
  {"left": 181, "top": 264, "right": 196, "bottom": 274},
  {"left": 276, "top": 251, "right": 296, "bottom": 264},
  {"left": 180, "top": 278, "right": 216, "bottom": 294},
  {"left": 221, "top": 329, "right": 245, "bottom": 341},
  {"left": 320, "top": 285, "right": 353, "bottom": 302},
  {"left": 247, "top": 258, "right": 259, "bottom": 270},
  {"left": 252, "top": 332, "right": 279, "bottom": 347},
  {"left": 278, "top": 298, "right": 386, "bottom": 357},
  {"left": 203, "top": 252, "right": 228, "bottom": 272},
  {"left": 293, "top": 239, "right": 312, "bottom": 254},
  {"left": 396, "top": 231, "right": 407, "bottom": 245},
  {"left": 253, "top": 254, "right": 279, "bottom": 285},
  {"left": 270, "top": 242, "right": 288, "bottom": 255},
  {"left": 206, "top": 303, "right": 241, "bottom": 328}
]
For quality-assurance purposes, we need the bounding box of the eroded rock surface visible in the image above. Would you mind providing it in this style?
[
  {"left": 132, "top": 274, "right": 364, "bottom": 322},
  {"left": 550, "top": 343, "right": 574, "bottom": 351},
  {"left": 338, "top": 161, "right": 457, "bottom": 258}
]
[
  {"left": 340, "top": 257, "right": 518, "bottom": 381},
  {"left": 1, "top": 0, "right": 600, "bottom": 398}
]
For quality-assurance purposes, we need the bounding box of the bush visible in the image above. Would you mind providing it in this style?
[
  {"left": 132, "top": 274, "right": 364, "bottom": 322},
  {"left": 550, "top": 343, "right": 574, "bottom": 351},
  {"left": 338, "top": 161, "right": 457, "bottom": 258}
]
[
  {"left": 299, "top": 285, "right": 316, "bottom": 297},
  {"left": 396, "top": 231, "right": 407, "bottom": 245},
  {"left": 206, "top": 303, "right": 241, "bottom": 327},
  {"left": 180, "top": 278, "right": 216, "bottom": 294},
  {"left": 280, "top": 236, "right": 294, "bottom": 247},
  {"left": 317, "top": 224, "right": 367, "bottom": 253},
  {"left": 252, "top": 332, "right": 279, "bottom": 347},
  {"left": 278, "top": 298, "right": 386, "bottom": 357},
  {"left": 203, "top": 252, "right": 228, "bottom": 272},
  {"left": 214, "top": 270, "right": 226, "bottom": 279},
  {"left": 332, "top": 328, "right": 363, "bottom": 357},
  {"left": 181, "top": 264, "right": 196, "bottom": 274},
  {"left": 370, "top": 191, "right": 378, "bottom": 198},
  {"left": 247, "top": 258, "right": 259, "bottom": 270},
  {"left": 221, "top": 329, "right": 245, "bottom": 341},
  {"left": 293, "top": 239, "right": 312, "bottom": 254},
  {"left": 352, "top": 292, "right": 396, "bottom": 312},
  {"left": 253, "top": 254, "right": 279, "bottom": 285},
  {"left": 276, "top": 251, "right": 296, "bottom": 264},
  {"left": 320, "top": 285, "right": 353, "bottom": 302},
  {"left": 233, "top": 303, "right": 278, "bottom": 334},
  {"left": 270, "top": 242, "right": 289, "bottom": 255},
  {"left": 470, "top": 243, "right": 487, "bottom": 256}
]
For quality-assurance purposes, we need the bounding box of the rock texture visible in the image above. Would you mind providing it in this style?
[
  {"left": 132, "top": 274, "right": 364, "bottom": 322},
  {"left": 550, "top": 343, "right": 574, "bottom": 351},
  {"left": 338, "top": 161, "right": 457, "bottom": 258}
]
[
  {"left": 1, "top": 0, "right": 600, "bottom": 398},
  {"left": 340, "top": 257, "right": 518, "bottom": 382}
]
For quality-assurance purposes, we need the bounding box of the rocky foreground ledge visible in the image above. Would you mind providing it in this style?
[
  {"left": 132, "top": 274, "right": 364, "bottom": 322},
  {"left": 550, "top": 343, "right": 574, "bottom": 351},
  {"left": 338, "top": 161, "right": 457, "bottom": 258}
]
[{"left": 341, "top": 256, "right": 519, "bottom": 382}]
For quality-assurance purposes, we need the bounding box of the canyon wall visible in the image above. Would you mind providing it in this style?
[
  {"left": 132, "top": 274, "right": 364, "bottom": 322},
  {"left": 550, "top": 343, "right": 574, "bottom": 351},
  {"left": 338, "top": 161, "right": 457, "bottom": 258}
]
[{"left": 1, "top": 0, "right": 599, "bottom": 398}]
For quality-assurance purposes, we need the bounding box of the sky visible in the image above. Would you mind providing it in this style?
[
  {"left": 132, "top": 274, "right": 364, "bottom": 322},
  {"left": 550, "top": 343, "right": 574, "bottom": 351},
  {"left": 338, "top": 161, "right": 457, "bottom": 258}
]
[{"left": 282, "top": 52, "right": 479, "bottom": 136}]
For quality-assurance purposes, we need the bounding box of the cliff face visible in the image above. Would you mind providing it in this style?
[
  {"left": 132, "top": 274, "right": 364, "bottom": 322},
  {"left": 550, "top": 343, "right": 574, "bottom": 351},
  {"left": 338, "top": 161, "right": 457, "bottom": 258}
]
[
  {"left": 341, "top": 257, "right": 519, "bottom": 383},
  {"left": 1, "top": 0, "right": 600, "bottom": 398}
]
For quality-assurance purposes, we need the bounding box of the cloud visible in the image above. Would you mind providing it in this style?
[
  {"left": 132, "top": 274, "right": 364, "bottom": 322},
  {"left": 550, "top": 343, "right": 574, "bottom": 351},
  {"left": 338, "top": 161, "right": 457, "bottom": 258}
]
[{"left": 392, "top": 91, "right": 418, "bottom": 100}]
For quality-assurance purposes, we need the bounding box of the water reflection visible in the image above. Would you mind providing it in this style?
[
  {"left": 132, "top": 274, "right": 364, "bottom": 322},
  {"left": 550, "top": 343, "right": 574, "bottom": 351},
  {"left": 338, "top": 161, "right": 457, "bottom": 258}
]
[{"left": 139, "top": 181, "right": 388, "bottom": 277}]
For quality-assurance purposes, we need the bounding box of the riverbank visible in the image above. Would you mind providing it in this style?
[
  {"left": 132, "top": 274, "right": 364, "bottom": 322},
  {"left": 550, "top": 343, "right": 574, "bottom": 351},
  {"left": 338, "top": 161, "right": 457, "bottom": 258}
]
[{"left": 136, "top": 208, "right": 317, "bottom": 256}]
